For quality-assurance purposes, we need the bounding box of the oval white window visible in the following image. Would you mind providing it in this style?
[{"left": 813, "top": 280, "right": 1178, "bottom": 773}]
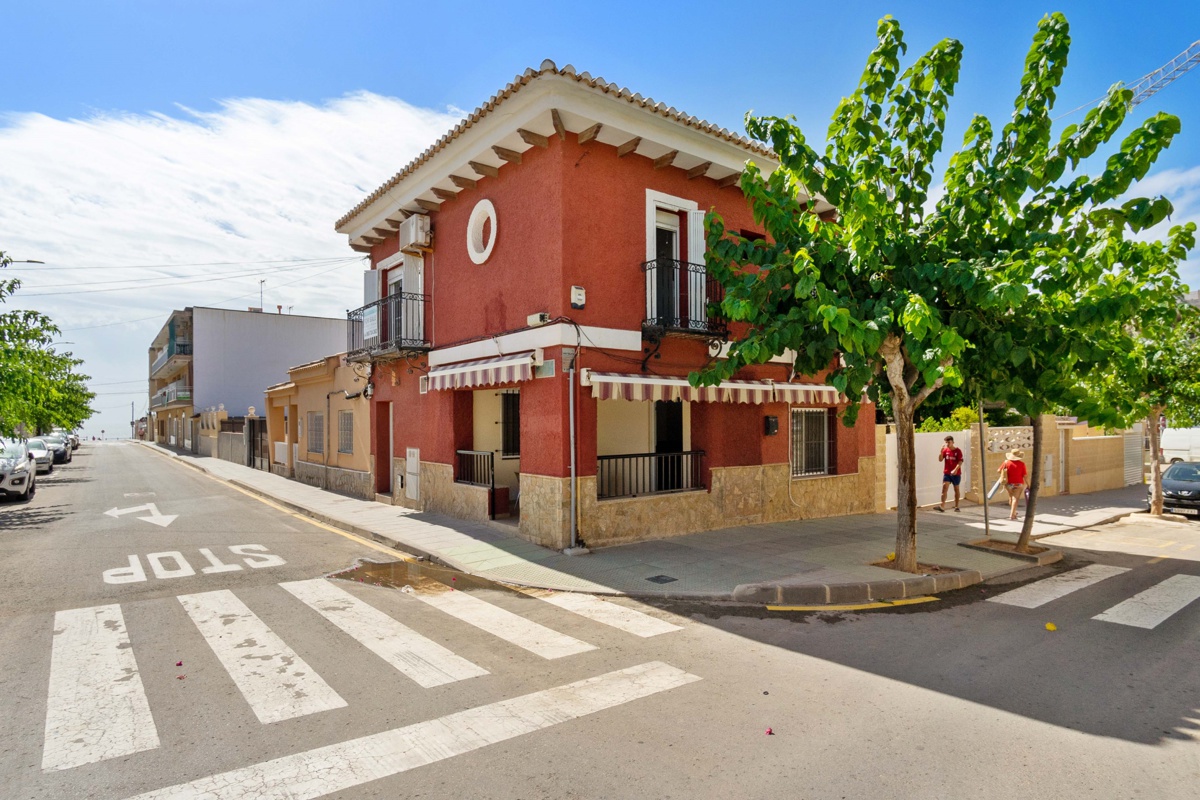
[{"left": 466, "top": 199, "right": 497, "bottom": 264}]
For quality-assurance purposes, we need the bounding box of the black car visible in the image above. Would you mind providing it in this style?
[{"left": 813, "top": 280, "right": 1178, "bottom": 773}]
[{"left": 1154, "top": 461, "right": 1200, "bottom": 518}]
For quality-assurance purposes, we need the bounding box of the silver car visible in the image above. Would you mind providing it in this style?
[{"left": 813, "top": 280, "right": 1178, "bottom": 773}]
[
  {"left": 40, "top": 433, "right": 72, "bottom": 464},
  {"left": 26, "top": 439, "right": 54, "bottom": 474},
  {"left": 0, "top": 439, "right": 37, "bottom": 501}
]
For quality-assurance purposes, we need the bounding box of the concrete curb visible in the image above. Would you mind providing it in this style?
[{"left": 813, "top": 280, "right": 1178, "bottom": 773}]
[
  {"left": 731, "top": 568, "right": 985, "bottom": 606},
  {"left": 958, "top": 539, "right": 1064, "bottom": 566}
]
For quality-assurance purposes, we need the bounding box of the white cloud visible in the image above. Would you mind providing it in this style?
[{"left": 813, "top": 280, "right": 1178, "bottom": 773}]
[{"left": 0, "top": 92, "right": 461, "bottom": 437}]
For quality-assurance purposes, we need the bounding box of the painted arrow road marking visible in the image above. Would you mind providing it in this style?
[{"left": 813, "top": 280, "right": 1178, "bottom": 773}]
[{"left": 103, "top": 503, "right": 177, "bottom": 528}]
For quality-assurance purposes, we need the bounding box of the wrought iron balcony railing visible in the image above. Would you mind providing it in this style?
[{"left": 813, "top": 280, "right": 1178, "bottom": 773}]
[
  {"left": 347, "top": 292, "right": 430, "bottom": 356},
  {"left": 596, "top": 450, "right": 705, "bottom": 500},
  {"left": 641, "top": 259, "right": 727, "bottom": 337}
]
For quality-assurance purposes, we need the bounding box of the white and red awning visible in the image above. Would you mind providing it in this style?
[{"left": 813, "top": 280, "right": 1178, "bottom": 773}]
[
  {"left": 580, "top": 370, "right": 841, "bottom": 405},
  {"left": 772, "top": 382, "right": 841, "bottom": 405},
  {"left": 428, "top": 351, "right": 538, "bottom": 391},
  {"left": 580, "top": 370, "right": 772, "bottom": 404}
]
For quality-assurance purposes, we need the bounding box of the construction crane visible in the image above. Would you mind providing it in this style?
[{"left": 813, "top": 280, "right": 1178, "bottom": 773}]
[{"left": 1126, "top": 38, "right": 1200, "bottom": 108}]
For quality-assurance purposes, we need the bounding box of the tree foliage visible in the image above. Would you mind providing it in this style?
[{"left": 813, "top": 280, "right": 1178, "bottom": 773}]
[
  {"left": 700, "top": 13, "right": 1189, "bottom": 571},
  {"left": 0, "top": 251, "right": 95, "bottom": 438}
]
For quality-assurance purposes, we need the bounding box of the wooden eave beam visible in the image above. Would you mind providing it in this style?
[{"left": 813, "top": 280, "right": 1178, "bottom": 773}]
[
  {"left": 493, "top": 145, "right": 523, "bottom": 164},
  {"left": 450, "top": 174, "right": 477, "bottom": 190},
  {"left": 469, "top": 160, "right": 500, "bottom": 178},
  {"left": 431, "top": 187, "right": 457, "bottom": 201},
  {"left": 616, "top": 137, "right": 641, "bottom": 157},
  {"left": 716, "top": 172, "right": 741, "bottom": 189},
  {"left": 686, "top": 161, "right": 713, "bottom": 180},
  {"left": 372, "top": 227, "right": 394, "bottom": 238},
  {"left": 517, "top": 128, "right": 549, "bottom": 148},
  {"left": 550, "top": 109, "right": 566, "bottom": 140},
  {"left": 415, "top": 199, "right": 441, "bottom": 213},
  {"left": 361, "top": 235, "right": 383, "bottom": 245},
  {"left": 653, "top": 150, "right": 679, "bottom": 170},
  {"left": 350, "top": 242, "right": 373, "bottom": 253},
  {"left": 578, "top": 123, "right": 602, "bottom": 144}
]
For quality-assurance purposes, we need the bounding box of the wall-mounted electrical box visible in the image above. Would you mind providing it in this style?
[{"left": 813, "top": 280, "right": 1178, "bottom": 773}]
[
  {"left": 570, "top": 285, "right": 586, "bottom": 310},
  {"left": 764, "top": 415, "right": 779, "bottom": 436}
]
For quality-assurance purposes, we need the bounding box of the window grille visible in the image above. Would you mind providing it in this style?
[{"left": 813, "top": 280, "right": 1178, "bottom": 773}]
[
  {"left": 307, "top": 411, "right": 324, "bottom": 454},
  {"left": 790, "top": 409, "right": 831, "bottom": 477},
  {"left": 500, "top": 390, "right": 520, "bottom": 458},
  {"left": 338, "top": 410, "right": 354, "bottom": 454}
]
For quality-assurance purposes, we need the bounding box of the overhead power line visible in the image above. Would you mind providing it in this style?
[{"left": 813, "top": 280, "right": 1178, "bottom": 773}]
[{"left": 3, "top": 256, "right": 352, "bottom": 271}]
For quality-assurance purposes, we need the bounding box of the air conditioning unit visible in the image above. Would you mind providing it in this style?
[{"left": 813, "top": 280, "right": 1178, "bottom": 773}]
[{"left": 399, "top": 214, "right": 431, "bottom": 253}]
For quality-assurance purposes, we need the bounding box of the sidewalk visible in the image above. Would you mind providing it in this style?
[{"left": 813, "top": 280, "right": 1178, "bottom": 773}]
[{"left": 140, "top": 442, "right": 1146, "bottom": 604}]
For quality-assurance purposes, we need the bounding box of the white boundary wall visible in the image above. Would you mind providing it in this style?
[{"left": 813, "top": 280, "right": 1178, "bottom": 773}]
[{"left": 885, "top": 431, "right": 973, "bottom": 509}]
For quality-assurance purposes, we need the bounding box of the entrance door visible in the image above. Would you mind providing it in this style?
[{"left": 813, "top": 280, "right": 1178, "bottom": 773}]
[
  {"left": 374, "top": 401, "right": 392, "bottom": 495},
  {"left": 654, "top": 400, "right": 683, "bottom": 491}
]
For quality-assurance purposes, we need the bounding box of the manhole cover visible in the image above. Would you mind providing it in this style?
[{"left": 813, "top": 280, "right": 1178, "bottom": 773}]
[{"left": 645, "top": 574, "right": 678, "bottom": 584}]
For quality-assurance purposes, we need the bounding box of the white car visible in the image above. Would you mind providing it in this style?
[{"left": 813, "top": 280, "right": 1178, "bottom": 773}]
[
  {"left": 26, "top": 439, "right": 54, "bottom": 474},
  {"left": 0, "top": 439, "right": 37, "bottom": 501}
]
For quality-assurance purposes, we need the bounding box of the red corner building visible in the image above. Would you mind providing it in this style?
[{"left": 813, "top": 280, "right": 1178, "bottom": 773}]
[{"left": 336, "top": 61, "right": 878, "bottom": 550}]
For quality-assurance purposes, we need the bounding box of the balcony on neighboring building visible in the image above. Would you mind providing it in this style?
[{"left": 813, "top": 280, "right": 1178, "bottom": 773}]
[
  {"left": 641, "top": 258, "right": 728, "bottom": 339},
  {"left": 151, "top": 380, "right": 192, "bottom": 409},
  {"left": 347, "top": 292, "right": 431, "bottom": 360},
  {"left": 150, "top": 340, "right": 193, "bottom": 379}
]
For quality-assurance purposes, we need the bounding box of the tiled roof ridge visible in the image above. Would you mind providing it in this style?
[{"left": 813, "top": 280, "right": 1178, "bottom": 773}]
[{"left": 335, "top": 59, "right": 773, "bottom": 231}]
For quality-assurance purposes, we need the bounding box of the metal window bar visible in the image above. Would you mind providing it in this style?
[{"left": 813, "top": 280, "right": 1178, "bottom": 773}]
[
  {"left": 500, "top": 390, "right": 520, "bottom": 458},
  {"left": 307, "top": 412, "right": 324, "bottom": 454},
  {"left": 456, "top": 449, "right": 494, "bottom": 488},
  {"left": 596, "top": 451, "right": 705, "bottom": 500},
  {"left": 347, "top": 292, "right": 430, "bottom": 353},
  {"left": 641, "top": 258, "right": 727, "bottom": 336},
  {"left": 337, "top": 410, "right": 354, "bottom": 454},
  {"left": 790, "top": 409, "right": 829, "bottom": 477}
]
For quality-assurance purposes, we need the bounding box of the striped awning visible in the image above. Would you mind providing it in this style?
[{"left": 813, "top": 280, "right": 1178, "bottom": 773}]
[
  {"left": 428, "top": 351, "right": 537, "bottom": 391},
  {"left": 773, "top": 382, "right": 841, "bottom": 405},
  {"left": 581, "top": 370, "right": 773, "bottom": 404}
]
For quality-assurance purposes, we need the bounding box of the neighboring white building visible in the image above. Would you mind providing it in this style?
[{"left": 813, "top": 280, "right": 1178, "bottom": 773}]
[{"left": 148, "top": 307, "right": 347, "bottom": 448}]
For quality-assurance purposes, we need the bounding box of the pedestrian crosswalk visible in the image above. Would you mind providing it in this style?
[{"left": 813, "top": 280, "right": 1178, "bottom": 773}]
[
  {"left": 988, "top": 564, "right": 1200, "bottom": 630},
  {"left": 41, "top": 580, "right": 681, "bottom": 772}
]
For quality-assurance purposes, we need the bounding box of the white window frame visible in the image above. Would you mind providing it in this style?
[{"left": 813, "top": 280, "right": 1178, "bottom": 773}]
[
  {"left": 337, "top": 410, "right": 354, "bottom": 455},
  {"left": 790, "top": 408, "right": 830, "bottom": 478},
  {"left": 644, "top": 189, "right": 707, "bottom": 327}
]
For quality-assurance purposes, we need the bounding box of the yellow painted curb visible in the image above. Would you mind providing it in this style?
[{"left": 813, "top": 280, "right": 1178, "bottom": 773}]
[{"left": 766, "top": 596, "right": 938, "bottom": 612}]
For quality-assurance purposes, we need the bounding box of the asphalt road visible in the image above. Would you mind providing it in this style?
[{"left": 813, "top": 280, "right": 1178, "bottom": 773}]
[{"left": 1, "top": 443, "right": 1199, "bottom": 799}]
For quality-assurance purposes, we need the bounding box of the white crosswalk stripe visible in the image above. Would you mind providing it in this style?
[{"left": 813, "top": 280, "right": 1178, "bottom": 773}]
[
  {"left": 987, "top": 564, "right": 1131, "bottom": 608},
  {"left": 124, "top": 661, "right": 700, "bottom": 800},
  {"left": 280, "top": 579, "right": 489, "bottom": 687},
  {"left": 1092, "top": 574, "right": 1200, "bottom": 629},
  {"left": 42, "top": 605, "right": 159, "bottom": 771},
  {"left": 411, "top": 588, "right": 597, "bottom": 659},
  {"left": 179, "top": 589, "right": 347, "bottom": 724},
  {"left": 538, "top": 592, "right": 682, "bottom": 637}
]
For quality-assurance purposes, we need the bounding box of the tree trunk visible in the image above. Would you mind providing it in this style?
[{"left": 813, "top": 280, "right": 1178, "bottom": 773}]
[
  {"left": 1148, "top": 406, "right": 1164, "bottom": 516},
  {"left": 892, "top": 399, "right": 919, "bottom": 573},
  {"left": 1016, "top": 417, "right": 1042, "bottom": 552}
]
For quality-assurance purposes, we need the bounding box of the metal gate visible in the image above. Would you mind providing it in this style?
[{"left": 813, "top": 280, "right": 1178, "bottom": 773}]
[
  {"left": 1124, "top": 423, "right": 1145, "bottom": 485},
  {"left": 247, "top": 417, "right": 269, "bottom": 470}
]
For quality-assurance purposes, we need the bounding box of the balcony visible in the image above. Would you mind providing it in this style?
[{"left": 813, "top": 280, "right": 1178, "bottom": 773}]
[
  {"left": 597, "top": 450, "right": 706, "bottom": 500},
  {"left": 347, "top": 292, "right": 430, "bottom": 360},
  {"left": 150, "top": 340, "right": 192, "bottom": 378},
  {"left": 642, "top": 259, "right": 727, "bottom": 339},
  {"left": 151, "top": 381, "right": 192, "bottom": 409}
]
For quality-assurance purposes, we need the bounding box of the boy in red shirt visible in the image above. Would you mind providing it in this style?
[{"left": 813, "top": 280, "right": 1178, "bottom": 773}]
[
  {"left": 937, "top": 435, "right": 964, "bottom": 512},
  {"left": 998, "top": 449, "right": 1028, "bottom": 520}
]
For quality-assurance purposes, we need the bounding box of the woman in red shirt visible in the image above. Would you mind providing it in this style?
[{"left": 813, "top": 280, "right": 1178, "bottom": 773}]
[{"left": 998, "top": 449, "right": 1028, "bottom": 520}]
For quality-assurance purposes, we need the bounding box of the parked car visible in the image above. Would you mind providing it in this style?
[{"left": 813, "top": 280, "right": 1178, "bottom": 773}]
[
  {"left": 1160, "top": 427, "right": 1200, "bottom": 463},
  {"left": 26, "top": 439, "right": 54, "bottom": 474},
  {"left": 1152, "top": 460, "right": 1200, "bottom": 518},
  {"left": 40, "top": 433, "right": 72, "bottom": 463},
  {"left": 0, "top": 439, "right": 36, "bottom": 501}
]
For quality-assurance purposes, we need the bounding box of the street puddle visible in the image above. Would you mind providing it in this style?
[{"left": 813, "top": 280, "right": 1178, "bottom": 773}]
[{"left": 329, "top": 559, "right": 517, "bottom": 596}]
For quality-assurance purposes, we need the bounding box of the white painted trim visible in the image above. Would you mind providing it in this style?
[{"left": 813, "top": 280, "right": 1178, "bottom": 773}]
[
  {"left": 645, "top": 189, "right": 698, "bottom": 263},
  {"left": 126, "top": 662, "right": 700, "bottom": 800},
  {"left": 466, "top": 199, "right": 498, "bottom": 264},
  {"left": 376, "top": 251, "right": 404, "bottom": 271},
  {"left": 427, "top": 323, "right": 640, "bottom": 367},
  {"left": 710, "top": 341, "right": 797, "bottom": 365}
]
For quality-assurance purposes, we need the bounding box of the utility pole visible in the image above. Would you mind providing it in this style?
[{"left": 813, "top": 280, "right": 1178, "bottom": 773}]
[
  {"left": 259, "top": 279, "right": 265, "bottom": 310},
  {"left": 131, "top": 401, "right": 134, "bottom": 440}
]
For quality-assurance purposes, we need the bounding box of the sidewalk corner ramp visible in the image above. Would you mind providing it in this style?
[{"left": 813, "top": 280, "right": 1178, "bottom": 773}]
[{"left": 731, "top": 568, "right": 984, "bottom": 606}]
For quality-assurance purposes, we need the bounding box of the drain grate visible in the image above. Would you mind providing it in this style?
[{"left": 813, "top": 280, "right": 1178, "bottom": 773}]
[{"left": 645, "top": 574, "right": 678, "bottom": 584}]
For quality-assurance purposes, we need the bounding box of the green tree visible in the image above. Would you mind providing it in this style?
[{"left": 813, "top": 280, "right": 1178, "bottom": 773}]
[
  {"left": 700, "top": 14, "right": 1183, "bottom": 572},
  {"left": 0, "top": 251, "right": 95, "bottom": 438}
]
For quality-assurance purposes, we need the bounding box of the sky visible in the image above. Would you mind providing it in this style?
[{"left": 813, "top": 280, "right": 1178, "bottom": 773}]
[{"left": 3, "top": 1, "right": 1200, "bottom": 440}]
